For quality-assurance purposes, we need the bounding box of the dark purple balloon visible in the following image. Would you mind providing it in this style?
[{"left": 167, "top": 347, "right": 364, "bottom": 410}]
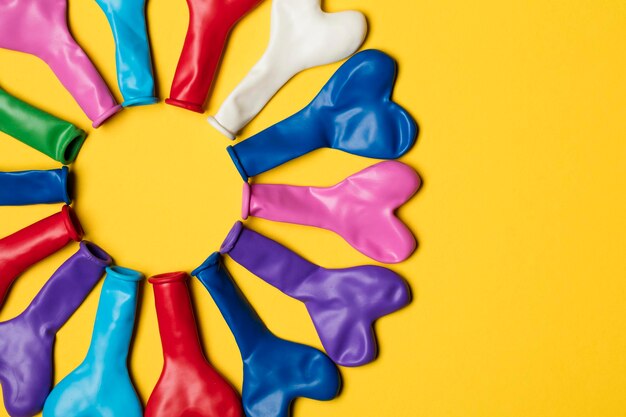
[
  {"left": 0, "top": 241, "right": 112, "bottom": 417},
  {"left": 220, "top": 221, "right": 410, "bottom": 367}
]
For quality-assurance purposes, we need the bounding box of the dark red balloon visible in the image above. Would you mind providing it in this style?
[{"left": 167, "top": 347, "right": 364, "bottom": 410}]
[
  {"left": 165, "top": 0, "right": 264, "bottom": 113},
  {"left": 146, "top": 271, "right": 243, "bottom": 417},
  {"left": 0, "top": 205, "right": 83, "bottom": 306}
]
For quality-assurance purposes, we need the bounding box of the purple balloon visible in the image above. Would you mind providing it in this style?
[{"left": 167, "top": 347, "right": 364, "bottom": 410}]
[
  {"left": 220, "top": 222, "right": 410, "bottom": 367},
  {"left": 0, "top": 241, "right": 112, "bottom": 417}
]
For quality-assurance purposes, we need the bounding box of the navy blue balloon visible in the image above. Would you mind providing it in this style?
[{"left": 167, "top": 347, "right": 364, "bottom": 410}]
[
  {"left": 0, "top": 167, "right": 71, "bottom": 206},
  {"left": 192, "top": 252, "right": 341, "bottom": 417},
  {"left": 226, "top": 49, "right": 418, "bottom": 181}
]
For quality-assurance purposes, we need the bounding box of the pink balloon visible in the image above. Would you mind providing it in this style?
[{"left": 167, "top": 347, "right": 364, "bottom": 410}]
[
  {"left": 243, "top": 161, "right": 421, "bottom": 263},
  {"left": 0, "top": 0, "right": 121, "bottom": 127}
]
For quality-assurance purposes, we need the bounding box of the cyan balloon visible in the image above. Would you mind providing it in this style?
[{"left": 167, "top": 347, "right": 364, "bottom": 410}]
[
  {"left": 95, "top": 0, "right": 157, "bottom": 107},
  {"left": 43, "top": 266, "right": 144, "bottom": 417}
]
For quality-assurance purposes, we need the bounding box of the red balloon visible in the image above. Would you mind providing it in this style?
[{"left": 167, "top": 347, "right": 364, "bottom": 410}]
[
  {"left": 0, "top": 205, "right": 83, "bottom": 306},
  {"left": 146, "top": 271, "right": 243, "bottom": 417},
  {"left": 166, "top": 0, "right": 264, "bottom": 113}
]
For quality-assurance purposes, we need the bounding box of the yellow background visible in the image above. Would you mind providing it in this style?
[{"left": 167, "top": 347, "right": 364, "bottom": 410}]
[{"left": 1, "top": 0, "right": 626, "bottom": 416}]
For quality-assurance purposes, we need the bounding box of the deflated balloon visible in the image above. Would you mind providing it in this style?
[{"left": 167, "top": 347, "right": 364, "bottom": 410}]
[
  {"left": 95, "top": 0, "right": 157, "bottom": 107},
  {"left": 0, "top": 167, "right": 71, "bottom": 206},
  {"left": 0, "top": 88, "right": 87, "bottom": 163},
  {"left": 43, "top": 266, "right": 144, "bottom": 417},
  {"left": 0, "top": 205, "right": 83, "bottom": 307},
  {"left": 242, "top": 161, "right": 421, "bottom": 263},
  {"left": 208, "top": 0, "right": 366, "bottom": 139},
  {"left": 227, "top": 49, "right": 418, "bottom": 180},
  {"left": 146, "top": 271, "right": 242, "bottom": 417},
  {"left": 192, "top": 252, "right": 340, "bottom": 417},
  {"left": 220, "top": 222, "right": 411, "bottom": 367},
  {"left": 0, "top": 242, "right": 112, "bottom": 417},
  {"left": 0, "top": 0, "right": 121, "bottom": 127},
  {"left": 166, "top": 0, "right": 264, "bottom": 112}
]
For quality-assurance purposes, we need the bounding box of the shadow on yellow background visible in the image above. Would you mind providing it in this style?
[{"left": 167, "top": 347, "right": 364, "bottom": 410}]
[{"left": 1, "top": 0, "right": 625, "bottom": 416}]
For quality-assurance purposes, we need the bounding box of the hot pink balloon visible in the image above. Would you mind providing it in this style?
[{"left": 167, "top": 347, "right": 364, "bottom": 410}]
[
  {"left": 0, "top": 0, "right": 121, "bottom": 127},
  {"left": 243, "top": 161, "right": 421, "bottom": 263}
]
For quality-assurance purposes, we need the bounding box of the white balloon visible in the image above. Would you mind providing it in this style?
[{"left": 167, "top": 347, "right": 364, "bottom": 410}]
[{"left": 208, "top": 0, "right": 367, "bottom": 140}]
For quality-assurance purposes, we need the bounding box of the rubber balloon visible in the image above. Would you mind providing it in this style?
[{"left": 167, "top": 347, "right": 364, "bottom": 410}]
[
  {"left": 0, "top": 167, "right": 71, "bottom": 206},
  {"left": 220, "top": 222, "right": 411, "bottom": 367},
  {"left": 0, "top": 242, "right": 112, "bottom": 417},
  {"left": 226, "top": 49, "right": 418, "bottom": 180},
  {"left": 95, "top": 0, "right": 157, "bottom": 107},
  {"left": 192, "top": 252, "right": 340, "bottom": 417},
  {"left": 0, "top": 0, "right": 121, "bottom": 127},
  {"left": 43, "top": 266, "right": 144, "bottom": 417},
  {"left": 243, "top": 161, "right": 421, "bottom": 263},
  {"left": 0, "top": 88, "right": 87, "bottom": 163},
  {"left": 165, "top": 0, "right": 264, "bottom": 112},
  {"left": 208, "top": 0, "right": 366, "bottom": 139},
  {"left": 146, "top": 271, "right": 242, "bottom": 417},
  {"left": 0, "top": 205, "right": 83, "bottom": 307}
]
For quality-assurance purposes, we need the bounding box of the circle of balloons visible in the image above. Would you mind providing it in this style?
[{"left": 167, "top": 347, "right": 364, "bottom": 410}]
[{"left": 0, "top": 1, "right": 421, "bottom": 417}]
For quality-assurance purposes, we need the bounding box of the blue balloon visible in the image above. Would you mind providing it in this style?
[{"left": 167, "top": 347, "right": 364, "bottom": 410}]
[
  {"left": 192, "top": 252, "right": 341, "bottom": 417},
  {"left": 0, "top": 167, "right": 70, "bottom": 206},
  {"left": 96, "top": 0, "right": 157, "bottom": 107},
  {"left": 43, "top": 266, "right": 144, "bottom": 417},
  {"left": 226, "top": 49, "right": 418, "bottom": 181}
]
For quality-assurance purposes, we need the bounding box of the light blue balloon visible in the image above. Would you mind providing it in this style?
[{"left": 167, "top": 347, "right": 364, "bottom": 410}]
[
  {"left": 96, "top": 0, "right": 157, "bottom": 107},
  {"left": 43, "top": 266, "right": 144, "bottom": 417}
]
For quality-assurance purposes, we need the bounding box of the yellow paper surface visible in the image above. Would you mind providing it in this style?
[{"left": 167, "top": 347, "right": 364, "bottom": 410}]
[{"left": 1, "top": 1, "right": 625, "bottom": 416}]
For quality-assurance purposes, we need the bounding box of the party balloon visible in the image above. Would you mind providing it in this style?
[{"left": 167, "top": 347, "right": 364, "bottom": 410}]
[
  {"left": 0, "top": 167, "right": 71, "bottom": 206},
  {"left": 0, "top": 242, "right": 112, "bottom": 417},
  {"left": 166, "top": 0, "right": 264, "bottom": 112},
  {"left": 43, "top": 266, "right": 144, "bottom": 417},
  {"left": 192, "top": 252, "right": 340, "bottom": 417},
  {"left": 146, "top": 271, "right": 242, "bottom": 417},
  {"left": 0, "top": 0, "right": 121, "bottom": 127},
  {"left": 0, "top": 205, "right": 83, "bottom": 307},
  {"left": 208, "top": 0, "right": 366, "bottom": 139},
  {"left": 95, "top": 0, "right": 157, "bottom": 107},
  {"left": 226, "top": 50, "right": 418, "bottom": 180},
  {"left": 242, "top": 161, "right": 421, "bottom": 263},
  {"left": 0, "top": 88, "right": 86, "bottom": 163},
  {"left": 220, "top": 222, "right": 411, "bottom": 366}
]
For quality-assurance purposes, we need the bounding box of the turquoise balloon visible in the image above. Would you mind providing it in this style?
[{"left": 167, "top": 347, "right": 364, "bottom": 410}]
[
  {"left": 95, "top": 0, "right": 157, "bottom": 107},
  {"left": 43, "top": 266, "right": 144, "bottom": 417}
]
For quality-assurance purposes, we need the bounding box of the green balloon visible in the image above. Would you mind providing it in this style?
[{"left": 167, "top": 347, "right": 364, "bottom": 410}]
[{"left": 0, "top": 88, "right": 87, "bottom": 164}]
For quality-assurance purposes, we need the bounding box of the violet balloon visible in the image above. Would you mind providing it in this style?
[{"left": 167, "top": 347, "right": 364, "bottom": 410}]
[
  {"left": 220, "top": 222, "right": 411, "bottom": 367},
  {"left": 243, "top": 161, "right": 421, "bottom": 263},
  {"left": 0, "top": 242, "right": 112, "bottom": 417}
]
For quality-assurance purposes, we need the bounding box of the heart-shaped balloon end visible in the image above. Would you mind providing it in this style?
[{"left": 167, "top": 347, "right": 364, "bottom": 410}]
[
  {"left": 299, "top": 264, "right": 411, "bottom": 367},
  {"left": 333, "top": 161, "right": 421, "bottom": 263},
  {"left": 242, "top": 336, "right": 341, "bottom": 417},
  {"left": 316, "top": 49, "right": 418, "bottom": 159},
  {"left": 265, "top": 0, "right": 367, "bottom": 73}
]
